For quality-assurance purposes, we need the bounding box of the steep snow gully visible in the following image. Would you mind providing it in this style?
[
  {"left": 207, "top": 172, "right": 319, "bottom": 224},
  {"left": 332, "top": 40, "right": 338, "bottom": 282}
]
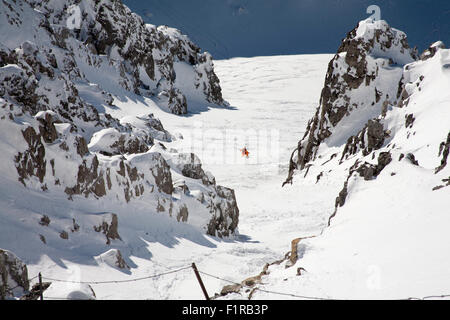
[
  {"left": 1, "top": 1, "right": 449, "bottom": 301},
  {"left": 51, "top": 54, "right": 335, "bottom": 300}
]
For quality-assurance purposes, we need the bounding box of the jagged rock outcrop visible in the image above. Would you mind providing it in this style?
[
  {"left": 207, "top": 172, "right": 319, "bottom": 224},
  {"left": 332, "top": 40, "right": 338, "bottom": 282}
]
[
  {"left": 20, "top": 282, "right": 51, "bottom": 300},
  {"left": 218, "top": 19, "right": 450, "bottom": 301},
  {"left": 144, "top": 153, "right": 174, "bottom": 195},
  {"left": 0, "top": 249, "right": 29, "bottom": 300},
  {"left": 283, "top": 18, "right": 450, "bottom": 229},
  {"left": 172, "top": 153, "right": 206, "bottom": 180},
  {"left": 88, "top": 128, "right": 151, "bottom": 157},
  {"left": 39, "top": 215, "right": 51, "bottom": 227},
  {"left": 206, "top": 186, "right": 239, "bottom": 238},
  {"left": 340, "top": 119, "right": 390, "bottom": 162},
  {"left": 27, "top": 0, "right": 226, "bottom": 115},
  {"left": 420, "top": 41, "right": 446, "bottom": 61},
  {"left": 96, "top": 249, "right": 130, "bottom": 270},
  {"left": 217, "top": 241, "right": 299, "bottom": 298},
  {"left": 284, "top": 18, "right": 417, "bottom": 186},
  {"left": 171, "top": 153, "right": 218, "bottom": 187},
  {"left": 436, "top": 132, "right": 450, "bottom": 174},
  {"left": 355, "top": 152, "right": 392, "bottom": 181},
  {"left": 65, "top": 155, "right": 107, "bottom": 199},
  {"left": 168, "top": 152, "right": 239, "bottom": 236},
  {"left": 93, "top": 213, "right": 122, "bottom": 245}
]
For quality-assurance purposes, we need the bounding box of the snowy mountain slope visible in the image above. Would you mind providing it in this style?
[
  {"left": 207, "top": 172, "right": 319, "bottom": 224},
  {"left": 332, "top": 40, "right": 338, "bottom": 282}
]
[
  {"left": 13, "top": 27, "right": 444, "bottom": 299},
  {"left": 2, "top": 1, "right": 448, "bottom": 301},
  {"left": 123, "top": 0, "right": 450, "bottom": 59},
  {"left": 0, "top": 0, "right": 238, "bottom": 299},
  {"left": 2, "top": 53, "right": 332, "bottom": 300},
  {"left": 226, "top": 20, "right": 450, "bottom": 300},
  {"left": 60, "top": 54, "right": 333, "bottom": 300},
  {"left": 1, "top": 0, "right": 226, "bottom": 115}
]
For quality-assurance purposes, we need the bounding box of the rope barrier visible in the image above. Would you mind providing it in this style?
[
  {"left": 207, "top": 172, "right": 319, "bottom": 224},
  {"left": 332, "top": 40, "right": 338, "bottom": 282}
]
[
  {"left": 7, "top": 274, "right": 39, "bottom": 292},
  {"left": 252, "top": 288, "right": 330, "bottom": 300},
  {"left": 41, "top": 265, "right": 192, "bottom": 285},
  {"left": 197, "top": 269, "right": 450, "bottom": 301},
  {"left": 198, "top": 269, "right": 330, "bottom": 300},
  {"left": 6, "top": 265, "right": 450, "bottom": 301}
]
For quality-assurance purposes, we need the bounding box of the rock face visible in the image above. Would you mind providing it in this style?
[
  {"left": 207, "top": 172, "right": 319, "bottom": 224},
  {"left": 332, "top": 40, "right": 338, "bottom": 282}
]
[
  {"left": 31, "top": 0, "right": 225, "bottom": 115},
  {"left": 93, "top": 214, "right": 122, "bottom": 245},
  {"left": 0, "top": 0, "right": 239, "bottom": 267},
  {"left": 284, "top": 19, "right": 417, "bottom": 186},
  {"left": 172, "top": 153, "right": 206, "bottom": 180},
  {"left": 88, "top": 129, "right": 150, "bottom": 157},
  {"left": 284, "top": 18, "right": 450, "bottom": 228},
  {"left": 340, "top": 119, "right": 390, "bottom": 162},
  {"left": 15, "top": 126, "right": 48, "bottom": 187},
  {"left": 420, "top": 41, "right": 446, "bottom": 61},
  {"left": 0, "top": 249, "right": 29, "bottom": 300},
  {"left": 96, "top": 249, "right": 130, "bottom": 270},
  {"left": 206, "top": 186, "right": 240, "bottom": 238},
  {"left": 436, "top": 132, "right": 450, "bottom": 174}
]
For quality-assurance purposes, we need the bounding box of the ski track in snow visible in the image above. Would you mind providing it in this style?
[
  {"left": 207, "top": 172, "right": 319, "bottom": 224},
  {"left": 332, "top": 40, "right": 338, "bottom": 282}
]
[{"left": 26, "top": 54, "right": 336, "bottom": 300}]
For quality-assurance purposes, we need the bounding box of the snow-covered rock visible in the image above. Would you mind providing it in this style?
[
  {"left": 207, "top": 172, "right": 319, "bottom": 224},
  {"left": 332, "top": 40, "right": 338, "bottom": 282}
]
[
  {"left": 88, "top": 128, "right": 150, "bottom": 156},
  {"left": 120, "top": 113, "right": 174, "bottom": 143},
  {"left": 15, "top": 0, "right": 225, "bottom": 115},
  {"left": 284, "top": 19, "right": 418, "bottom": 185}
]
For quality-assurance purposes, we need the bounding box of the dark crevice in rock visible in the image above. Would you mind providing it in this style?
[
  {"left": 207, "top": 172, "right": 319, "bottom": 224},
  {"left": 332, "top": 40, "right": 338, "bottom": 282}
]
[
  {"left": 65, "top": 156, "right": 107, "bottom": 199},
  {"left": 436, "top": 132, "right": 450, "bottom": 174},
  {"left": 283, "top": 19, "right": 415, "bottom": 187},
  {"left": 405, "top": 153, "right": 419, "bottom": 166},
  {"left": 15, "top": 127, "right": 46, "bottom": 187},
  {"left": 93, "top": 214, "right": 121, "bottom": 245},
  {"left": 340, "top": 119, "right": 388, "bottom": 162}
]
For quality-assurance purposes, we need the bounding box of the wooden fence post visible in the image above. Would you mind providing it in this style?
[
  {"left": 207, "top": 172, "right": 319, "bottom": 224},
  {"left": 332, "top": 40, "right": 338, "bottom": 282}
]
[
  {"left": 191, "top": 263, "right": 210, "bottom": 300},
  {"left": 38, "top": 272, "right": 43, "bottom": 301}
]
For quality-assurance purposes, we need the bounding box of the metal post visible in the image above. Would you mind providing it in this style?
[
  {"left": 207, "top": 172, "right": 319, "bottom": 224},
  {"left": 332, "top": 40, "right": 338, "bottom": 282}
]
[
  {"left": 191, "top": 263, "right": 210, "bottom": 300},
  {"left": 38, "top": 272, "right": 43, "bottom": 301}
]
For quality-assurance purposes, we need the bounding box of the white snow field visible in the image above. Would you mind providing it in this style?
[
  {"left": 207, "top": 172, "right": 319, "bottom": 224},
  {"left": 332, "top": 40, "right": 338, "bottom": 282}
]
[
  {"left": 13, "top": 51, "right": 450, "bottom": 301},
  {"left": 18, "top": 54, "right": 338, "bottom": 300}
]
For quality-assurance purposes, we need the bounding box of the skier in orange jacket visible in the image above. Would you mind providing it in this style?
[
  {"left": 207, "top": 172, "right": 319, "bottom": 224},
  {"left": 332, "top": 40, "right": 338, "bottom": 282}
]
[{"left": 240, "top": 147, "right": 249, "bottom": 158}]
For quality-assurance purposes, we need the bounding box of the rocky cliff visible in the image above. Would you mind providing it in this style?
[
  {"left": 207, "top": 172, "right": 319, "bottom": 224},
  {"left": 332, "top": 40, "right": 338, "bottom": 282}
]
[
  {"left": 0, "top": 249, "right": 29, "bottom": 300},
  {"left": 284, "top": 19, "right": 418, "bottom": 186},
  {"left": 284, "top": 18, "right": 449, "bottom": 221}
]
